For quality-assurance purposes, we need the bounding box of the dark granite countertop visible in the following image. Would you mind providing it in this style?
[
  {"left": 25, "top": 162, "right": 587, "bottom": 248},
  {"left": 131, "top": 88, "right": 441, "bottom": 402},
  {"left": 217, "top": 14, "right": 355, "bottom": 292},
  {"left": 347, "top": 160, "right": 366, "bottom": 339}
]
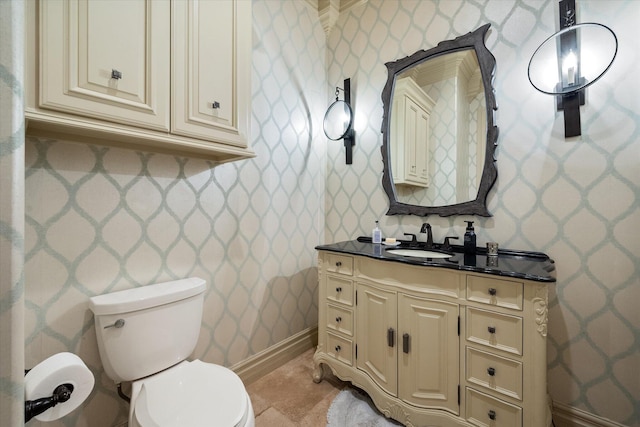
[{"left": 316, "top": 238, "right": 556, "bottom": 283}]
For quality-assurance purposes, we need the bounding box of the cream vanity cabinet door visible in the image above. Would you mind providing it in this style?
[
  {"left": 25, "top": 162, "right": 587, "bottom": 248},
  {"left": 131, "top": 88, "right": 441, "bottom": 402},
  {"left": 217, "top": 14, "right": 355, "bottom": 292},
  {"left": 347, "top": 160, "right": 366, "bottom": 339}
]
[
  {"left": 356, "top": 283, "right": 398, "bottom": 396},
  {"left": 391, "top": 77, "right": 435, "bottom": 187},
  {"left": 38, "top": 0, "right": 170, "bottom": 131},
  {"left": 356, "top": 284, "right": 459, "bottom": 413},
  {"left": 172, "top": 0, "right": 251, "bottom": 147},
  {"left": 398, "top": 294, "right": 459, "bottom": 414}
]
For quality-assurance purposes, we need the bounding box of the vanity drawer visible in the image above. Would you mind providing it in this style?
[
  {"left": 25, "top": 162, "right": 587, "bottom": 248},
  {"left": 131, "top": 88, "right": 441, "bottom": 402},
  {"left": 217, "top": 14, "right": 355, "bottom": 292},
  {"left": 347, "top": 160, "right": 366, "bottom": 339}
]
[
  {"left": 466, "top": 307, "right": 523, "bottom": 356},
  {"left": 325, "top": 253, "right": 354, "bottom": 276},
  {"left": 466, "top": 387, "right": 522, "bottom": 427},
  {"left": 326, "top": 276, "right": 354, "bottom": 306},
  {"left": 327, "top": 332, "right": 353, "bottom": 366},
  {"left": 466, "top": 275, "right": 523, "bottom": 311},
  {"left": 466, "top": 347, "right": 522, "bottom": 400},
  {"left": 326, "top": 303, "right": 354, "bottom": 336}
]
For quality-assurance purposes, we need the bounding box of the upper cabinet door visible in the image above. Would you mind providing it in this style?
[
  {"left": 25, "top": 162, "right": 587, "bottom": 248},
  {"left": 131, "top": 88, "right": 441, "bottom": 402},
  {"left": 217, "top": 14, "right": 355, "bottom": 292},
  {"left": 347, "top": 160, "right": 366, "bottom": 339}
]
[
  {"left": 39, "top": 0, "right": 170, "bottom": 131},
  {"left": 171, "top": 0, "right": 251, "bottom": 148}
]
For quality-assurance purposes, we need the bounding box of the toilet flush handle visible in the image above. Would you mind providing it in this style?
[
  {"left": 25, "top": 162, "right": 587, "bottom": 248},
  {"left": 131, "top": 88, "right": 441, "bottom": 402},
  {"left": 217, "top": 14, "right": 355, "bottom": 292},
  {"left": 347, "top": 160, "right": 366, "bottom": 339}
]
[{"left": 104, "top": 319, "right": 125, "bottom": 329}]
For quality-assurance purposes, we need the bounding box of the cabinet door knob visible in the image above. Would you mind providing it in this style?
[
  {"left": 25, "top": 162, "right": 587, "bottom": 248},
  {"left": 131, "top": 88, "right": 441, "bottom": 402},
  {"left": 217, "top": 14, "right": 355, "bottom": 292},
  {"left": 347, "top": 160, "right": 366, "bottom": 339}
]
[
  {"left": 335, "top": 287, "right": 342, "bottom": 293},
  {"left": 111, "top": 69, "right": 122, "bottom": 80},
  {"left": 488, "top": 287, "right": 497, "bottom": 296},
  {"left": 335, "top": 345, "right": 341, "bottom": 352},
  {"left": 212, "top": 101, "right": 220, "bottom": 109},
  {"left": 487, "top": 367, "right": 496, "bottom": 376},
  {"left": 488, "top": 326, "right": 496, "bottom": 334},
  {"left": 335, "top": 316, "right": 342, "bottom": 323},
  {"left": 387, "top": 328, "right": 395, "bottom": 348},
  {"left": 335, "top": 261, "right": 342, "bottom": 267},
  {"left": 488, "top": 410, "right": 496, "bottom": 420}
]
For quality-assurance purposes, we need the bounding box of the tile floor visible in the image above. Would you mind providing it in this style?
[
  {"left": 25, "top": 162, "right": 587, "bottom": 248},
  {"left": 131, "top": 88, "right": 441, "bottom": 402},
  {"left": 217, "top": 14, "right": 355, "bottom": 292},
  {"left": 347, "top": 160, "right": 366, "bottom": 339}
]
[{"left": 246, "top": 348, "right": 349, "bottom": 426}]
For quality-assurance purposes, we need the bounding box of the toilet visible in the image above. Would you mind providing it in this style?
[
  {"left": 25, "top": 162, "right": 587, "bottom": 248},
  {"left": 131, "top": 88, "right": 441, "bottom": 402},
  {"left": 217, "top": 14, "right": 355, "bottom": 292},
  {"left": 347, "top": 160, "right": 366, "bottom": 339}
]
[{"left": 88, "top": 277, "right": 255, "bottom": 427}]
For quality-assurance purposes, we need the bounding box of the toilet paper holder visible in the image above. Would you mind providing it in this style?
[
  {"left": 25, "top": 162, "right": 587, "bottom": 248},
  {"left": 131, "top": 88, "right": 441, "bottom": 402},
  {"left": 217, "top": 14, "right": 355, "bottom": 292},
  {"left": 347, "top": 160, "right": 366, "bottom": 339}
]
[{"left": 24, "top": 378, "right": 74, "bottom": 423}]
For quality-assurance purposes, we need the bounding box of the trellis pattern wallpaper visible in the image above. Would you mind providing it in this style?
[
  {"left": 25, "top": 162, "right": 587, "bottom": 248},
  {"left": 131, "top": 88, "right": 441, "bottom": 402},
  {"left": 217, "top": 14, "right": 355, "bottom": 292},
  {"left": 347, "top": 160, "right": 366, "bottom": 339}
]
[
  {"left": 325, "top": 1, "right": 639, "bottom": 425},
  {"left": 23, "top": 1, "right": 326, "bottom": 426},
  {"left": 15, "top": 0, "right": 640, "bottom": 426},
  {"left": 0, "top": 0, "right": 25, "bottom": 425}
]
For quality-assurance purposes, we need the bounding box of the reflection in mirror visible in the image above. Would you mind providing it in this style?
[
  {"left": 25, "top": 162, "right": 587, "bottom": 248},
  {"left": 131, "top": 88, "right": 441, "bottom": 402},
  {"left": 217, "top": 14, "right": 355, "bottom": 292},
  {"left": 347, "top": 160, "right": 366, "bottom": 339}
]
[
  {"left": 381, "top": 24, "right": 498, "bottom": 217},
  {"left": 392, "top": 49, "right": 486, "bottom": 207}
]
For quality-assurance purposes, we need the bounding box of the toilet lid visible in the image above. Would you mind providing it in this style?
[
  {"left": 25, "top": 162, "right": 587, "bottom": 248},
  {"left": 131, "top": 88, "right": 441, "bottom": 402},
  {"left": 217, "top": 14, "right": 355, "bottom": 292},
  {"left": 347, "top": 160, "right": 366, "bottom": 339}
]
[{"left": 134, "top": 360, "right": 248, "bottom": 427}]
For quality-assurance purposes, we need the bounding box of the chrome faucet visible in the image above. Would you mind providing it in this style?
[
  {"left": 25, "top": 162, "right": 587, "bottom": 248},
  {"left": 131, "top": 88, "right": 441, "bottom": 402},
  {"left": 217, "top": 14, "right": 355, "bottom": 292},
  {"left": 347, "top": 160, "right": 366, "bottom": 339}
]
[{"left": 420, "top": 223, "right": 434, "bottom": 248}]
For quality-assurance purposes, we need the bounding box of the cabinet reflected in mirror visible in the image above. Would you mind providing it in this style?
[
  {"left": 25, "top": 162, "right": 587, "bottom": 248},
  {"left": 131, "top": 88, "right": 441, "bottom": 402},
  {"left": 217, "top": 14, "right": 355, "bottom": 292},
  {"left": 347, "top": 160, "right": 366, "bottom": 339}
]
[{"left": 381, "top": 24, "right": 498, "bottom": 217}]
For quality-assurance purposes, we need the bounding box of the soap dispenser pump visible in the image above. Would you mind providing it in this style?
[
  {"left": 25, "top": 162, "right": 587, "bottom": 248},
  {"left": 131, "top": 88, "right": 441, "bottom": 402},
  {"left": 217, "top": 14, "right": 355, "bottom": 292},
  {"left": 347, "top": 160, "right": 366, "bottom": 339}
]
[{"left": 464, "top": 221, "right": 476, "bottom": 255}]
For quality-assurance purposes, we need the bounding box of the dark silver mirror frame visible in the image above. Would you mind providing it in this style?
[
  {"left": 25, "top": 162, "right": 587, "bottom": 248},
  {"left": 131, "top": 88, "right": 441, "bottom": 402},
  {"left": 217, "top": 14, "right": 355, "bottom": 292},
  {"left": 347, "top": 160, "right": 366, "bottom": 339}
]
[{"left": 381, "top": 24, "right": 498, "bottom": 217}]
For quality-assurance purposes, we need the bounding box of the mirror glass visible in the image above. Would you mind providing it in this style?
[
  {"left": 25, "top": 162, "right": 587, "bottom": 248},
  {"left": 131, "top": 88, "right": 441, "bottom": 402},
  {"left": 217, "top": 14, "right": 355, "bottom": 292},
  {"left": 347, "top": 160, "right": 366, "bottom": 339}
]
[
  {"left": 324, "top": 100, "right": 353, "bottom": 140},
  {"left": 381, "top": 24, "right": 498, "bottom": 217}
]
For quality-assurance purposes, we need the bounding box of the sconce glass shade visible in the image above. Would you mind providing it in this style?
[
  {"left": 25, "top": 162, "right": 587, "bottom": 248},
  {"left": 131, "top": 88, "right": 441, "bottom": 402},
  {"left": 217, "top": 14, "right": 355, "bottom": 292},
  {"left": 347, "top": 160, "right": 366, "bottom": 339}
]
[
  {"left": 528, "top": 23, "right": 617, "bottom": 95},
  {"left": 323, "top": 100, "right": 353, "bottom": 140}
]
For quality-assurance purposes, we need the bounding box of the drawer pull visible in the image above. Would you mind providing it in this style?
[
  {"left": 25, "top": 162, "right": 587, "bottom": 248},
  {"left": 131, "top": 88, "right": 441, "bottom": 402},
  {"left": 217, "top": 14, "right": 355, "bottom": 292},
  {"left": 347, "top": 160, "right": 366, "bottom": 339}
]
[
  {"left": 488, "top": 409, "right": 497, "bottom": 420},
  {"left": 336, "top": 287, "right": 342, "bottom": 293},
  {"left": 487, "top": 367, "right": 496, "bottom": 376},
  {"left": 387, "top": 328, "right": 395, "bottom": 348},
  {"left": 336, "top": 261, "right": 342, "bottom": 267},
  {"left": 402, "top": 333, "right": 410, "bottom": 354},
  {"left": 488, "top": 287, "right": 497, "bottom": 296},
  {"left": 335, "top": 345, "right": 341, "bottom": 352},
  {"left": 488, "top": 326, "right": 496, "bottom": 334},
  {"left": 335, "top": 316, "right": 342, "bottom": 323}
]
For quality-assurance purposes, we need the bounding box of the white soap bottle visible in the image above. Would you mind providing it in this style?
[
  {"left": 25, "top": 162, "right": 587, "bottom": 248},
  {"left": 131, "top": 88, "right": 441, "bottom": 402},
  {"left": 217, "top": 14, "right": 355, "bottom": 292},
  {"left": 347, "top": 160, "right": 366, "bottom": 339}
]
[{"left": 372, "top": 220, "right": 382, "bottom": 244}]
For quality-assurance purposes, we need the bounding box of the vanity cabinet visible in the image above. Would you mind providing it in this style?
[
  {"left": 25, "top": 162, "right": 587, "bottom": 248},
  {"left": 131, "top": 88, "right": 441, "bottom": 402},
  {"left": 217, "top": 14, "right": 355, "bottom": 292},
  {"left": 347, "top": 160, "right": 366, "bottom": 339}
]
[
  {"left": 313, "top": 250, "right": 551, "bottom": 427},
  {"left": 357, "top": 283, "right": 459, "bottom": 413},
  {"left": 390, "top": 77, "right": 436, "bottom": 187},
  {"left": 25, "top": 0, "right": 253, "bottom": 163}
]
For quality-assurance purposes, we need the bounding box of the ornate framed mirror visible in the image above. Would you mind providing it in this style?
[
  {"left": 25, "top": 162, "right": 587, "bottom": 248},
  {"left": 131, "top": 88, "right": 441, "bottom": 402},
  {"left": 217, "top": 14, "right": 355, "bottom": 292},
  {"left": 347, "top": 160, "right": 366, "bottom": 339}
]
[{"left": 381, "top": 24, "right": 498, "bottom": 217}]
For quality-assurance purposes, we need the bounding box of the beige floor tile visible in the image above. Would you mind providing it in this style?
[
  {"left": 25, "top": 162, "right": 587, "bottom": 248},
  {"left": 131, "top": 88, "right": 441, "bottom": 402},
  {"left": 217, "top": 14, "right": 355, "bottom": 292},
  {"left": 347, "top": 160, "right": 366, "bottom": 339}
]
[
  {"left": 254, "top": 407, "right": 298, "bottom": 427},
  {"left": 247, "top": 348, "right": 347, "bottom": 427}
]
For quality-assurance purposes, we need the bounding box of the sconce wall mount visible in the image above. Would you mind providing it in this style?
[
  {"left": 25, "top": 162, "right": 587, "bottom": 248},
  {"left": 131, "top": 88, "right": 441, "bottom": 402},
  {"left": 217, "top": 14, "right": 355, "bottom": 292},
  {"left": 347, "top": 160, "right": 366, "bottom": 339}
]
[
  {"left": 323, "top": 78, "right": 355, "bottom": 164},
  {"left": 527, "top": 0, "right": 618, "bottom": 137}
]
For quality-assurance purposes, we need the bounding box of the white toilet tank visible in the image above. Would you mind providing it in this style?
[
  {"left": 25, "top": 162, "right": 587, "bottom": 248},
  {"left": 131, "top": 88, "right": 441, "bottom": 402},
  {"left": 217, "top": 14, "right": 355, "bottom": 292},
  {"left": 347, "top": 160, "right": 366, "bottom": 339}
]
[{"left": 89, "top": 277, "right": 206, "bottom": 384}]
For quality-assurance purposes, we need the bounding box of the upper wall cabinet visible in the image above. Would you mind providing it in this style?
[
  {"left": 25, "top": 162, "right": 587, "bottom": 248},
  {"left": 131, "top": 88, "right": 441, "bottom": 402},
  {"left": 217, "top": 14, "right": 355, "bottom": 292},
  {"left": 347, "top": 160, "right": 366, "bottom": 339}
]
[
  {"left": 25, "top": 0, "right": 254, "bottom": 163},
  {"left": 391, "top": 77, "right": 436, "bottom": 188}
]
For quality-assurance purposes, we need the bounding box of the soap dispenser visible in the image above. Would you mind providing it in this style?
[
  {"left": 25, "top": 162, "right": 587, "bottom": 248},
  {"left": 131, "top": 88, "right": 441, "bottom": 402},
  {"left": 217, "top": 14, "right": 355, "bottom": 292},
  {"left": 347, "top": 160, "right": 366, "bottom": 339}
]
[
  {"left": 463, "top": 221, "right": 476, "bottom": 255},
  {"left": 372, "top": 220, "right": 382, "bottom": 244}
]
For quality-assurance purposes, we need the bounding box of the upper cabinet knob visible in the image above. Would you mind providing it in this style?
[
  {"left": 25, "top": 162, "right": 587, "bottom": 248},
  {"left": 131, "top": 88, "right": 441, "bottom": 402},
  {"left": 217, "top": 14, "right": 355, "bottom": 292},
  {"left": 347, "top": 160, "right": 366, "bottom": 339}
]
[
  {"left": 212, "top": 101, "right": 220, "bottom": 109},
  {"left": 111, "top": 69, "right": 122, "bottom": 80}
]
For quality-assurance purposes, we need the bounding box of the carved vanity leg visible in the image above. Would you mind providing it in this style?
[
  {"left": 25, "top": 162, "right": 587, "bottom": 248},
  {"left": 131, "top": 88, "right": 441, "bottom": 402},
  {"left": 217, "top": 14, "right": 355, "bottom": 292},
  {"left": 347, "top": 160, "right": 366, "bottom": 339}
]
[{"left": 312, "top": 360, "right": 324, "bottom": 383}]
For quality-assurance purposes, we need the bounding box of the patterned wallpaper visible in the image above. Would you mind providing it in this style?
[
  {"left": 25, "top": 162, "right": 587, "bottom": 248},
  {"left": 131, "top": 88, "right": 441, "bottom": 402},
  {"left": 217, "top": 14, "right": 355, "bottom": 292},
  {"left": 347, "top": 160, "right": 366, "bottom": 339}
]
[
  {"left": 0, "top": 0, "right": 25, "bottom": 425},
  {"left": 23, "top": 1, "right": 326, "bottom": 426},
  {"left": 325, "top": 0, "right": 639, "bottom": 425},
  {"left": 13, "top": 0, "right": 640, "bottom": 426}
]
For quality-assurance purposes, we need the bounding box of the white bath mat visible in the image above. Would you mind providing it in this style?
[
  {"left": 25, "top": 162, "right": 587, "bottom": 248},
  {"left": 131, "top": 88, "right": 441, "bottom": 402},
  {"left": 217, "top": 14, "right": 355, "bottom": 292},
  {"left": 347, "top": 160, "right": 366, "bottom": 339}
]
[{"left": 326, "top": 388, "right": 403, "bottom": 427}]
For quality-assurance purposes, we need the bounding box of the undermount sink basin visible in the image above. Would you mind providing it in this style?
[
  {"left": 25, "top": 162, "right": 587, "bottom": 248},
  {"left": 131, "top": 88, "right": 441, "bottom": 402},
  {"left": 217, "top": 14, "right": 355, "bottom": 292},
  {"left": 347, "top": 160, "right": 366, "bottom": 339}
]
[{"left": 385, "top": 248, "right": 453, "bottom": 259}]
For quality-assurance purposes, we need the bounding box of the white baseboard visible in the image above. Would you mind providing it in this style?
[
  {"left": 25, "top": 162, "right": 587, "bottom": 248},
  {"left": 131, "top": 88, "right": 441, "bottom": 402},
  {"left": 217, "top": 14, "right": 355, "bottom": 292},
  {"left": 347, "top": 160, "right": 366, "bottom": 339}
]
[
  {"left": 231, "top": 327, "right": 318, "bottom": 385},
  {"left": 552, "top": 402, "right": 629, "bottom": 427}
]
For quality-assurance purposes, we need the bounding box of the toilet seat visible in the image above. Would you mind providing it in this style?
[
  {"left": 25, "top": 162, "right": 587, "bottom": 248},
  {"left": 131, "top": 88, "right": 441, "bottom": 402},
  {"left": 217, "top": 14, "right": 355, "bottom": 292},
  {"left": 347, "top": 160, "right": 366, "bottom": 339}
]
[{"left": 132, "top": 360, "right": 252, "bottom": 427}]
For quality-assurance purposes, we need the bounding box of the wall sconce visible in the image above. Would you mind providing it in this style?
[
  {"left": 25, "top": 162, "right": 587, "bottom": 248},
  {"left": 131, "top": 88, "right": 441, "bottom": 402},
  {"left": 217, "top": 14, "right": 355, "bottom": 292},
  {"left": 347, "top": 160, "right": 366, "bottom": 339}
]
[
  {"left": 527, "top": 0, "right": 617, "bottom": 137},
  {"left": 324, "top": 78, "right": 355, "bottom": 164}
]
